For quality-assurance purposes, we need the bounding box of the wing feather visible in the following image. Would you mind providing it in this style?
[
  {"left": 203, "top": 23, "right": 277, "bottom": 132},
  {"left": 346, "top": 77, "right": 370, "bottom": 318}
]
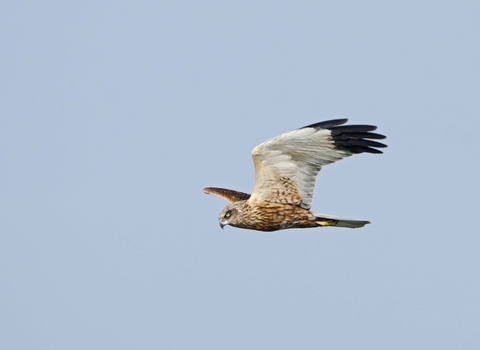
[
  {"left": 249, "top": 119, "right": 387, "bottom": 209},
  {"left": 203, "top": 187, "right": 251, "bottom": 203}
]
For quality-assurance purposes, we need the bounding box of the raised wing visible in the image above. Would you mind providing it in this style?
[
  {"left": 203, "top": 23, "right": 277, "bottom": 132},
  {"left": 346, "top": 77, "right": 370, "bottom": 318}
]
[
  {"left": 203, "top": 187, "right": 251, "bottom": 203},
  {"left": 249, "top": 119, "right": 387, "bottom": 209}
]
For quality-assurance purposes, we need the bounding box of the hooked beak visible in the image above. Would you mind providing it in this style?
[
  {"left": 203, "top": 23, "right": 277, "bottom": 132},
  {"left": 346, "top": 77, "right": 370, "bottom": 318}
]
[{"left": 219, "top": 221, "right": 225, "bottom": 229}]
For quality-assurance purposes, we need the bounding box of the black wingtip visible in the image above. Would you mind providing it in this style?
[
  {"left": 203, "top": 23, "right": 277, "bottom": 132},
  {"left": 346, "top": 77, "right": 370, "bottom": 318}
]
[
  {"left": 301, "top": 119, "right": 387, "bottom": 154},
  {"left": 301, "top": 118, "right": 388, "bottom": 154},
  {"left": 329, "top": 124, "right": 387, "bottom": 154}
]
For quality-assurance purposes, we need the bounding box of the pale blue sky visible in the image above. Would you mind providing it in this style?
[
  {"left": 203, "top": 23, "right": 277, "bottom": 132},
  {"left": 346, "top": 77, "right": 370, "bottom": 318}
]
[{"left": 1, "top": 1, "right": 479, "bottom": 349}]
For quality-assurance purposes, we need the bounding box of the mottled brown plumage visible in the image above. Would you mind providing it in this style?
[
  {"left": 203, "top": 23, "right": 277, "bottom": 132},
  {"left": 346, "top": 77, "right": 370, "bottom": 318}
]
[{"left": 203, "top": 119, "right": 387, "bottom": 231}]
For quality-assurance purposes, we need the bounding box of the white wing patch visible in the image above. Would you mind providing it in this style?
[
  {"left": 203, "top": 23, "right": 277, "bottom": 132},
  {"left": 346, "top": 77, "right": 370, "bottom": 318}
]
[{"left": 250, "top": 127, "right": 351, "bottom": 209}]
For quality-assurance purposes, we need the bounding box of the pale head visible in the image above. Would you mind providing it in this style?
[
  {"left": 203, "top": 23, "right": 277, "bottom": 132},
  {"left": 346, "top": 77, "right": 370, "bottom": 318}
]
[{"left": 218, "top": 202, "right": 243, "bottom": 229}]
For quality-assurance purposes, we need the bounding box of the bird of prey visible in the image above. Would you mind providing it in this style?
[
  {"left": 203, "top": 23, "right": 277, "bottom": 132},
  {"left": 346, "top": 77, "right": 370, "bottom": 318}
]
[{"left": 203, "top": 119, "right": 387, "bottom": 231}]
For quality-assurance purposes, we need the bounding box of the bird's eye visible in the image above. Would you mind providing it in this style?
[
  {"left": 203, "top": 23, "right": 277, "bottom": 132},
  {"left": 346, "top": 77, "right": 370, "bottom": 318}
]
[{"left": 225, "top": 211, "right": 231, "bottom": 218}]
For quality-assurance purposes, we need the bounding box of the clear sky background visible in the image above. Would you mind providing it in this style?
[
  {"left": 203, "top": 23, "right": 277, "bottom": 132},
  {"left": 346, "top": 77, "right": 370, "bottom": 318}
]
[{"left": 1, "top": 1, "right": 479, "bottom": 349}]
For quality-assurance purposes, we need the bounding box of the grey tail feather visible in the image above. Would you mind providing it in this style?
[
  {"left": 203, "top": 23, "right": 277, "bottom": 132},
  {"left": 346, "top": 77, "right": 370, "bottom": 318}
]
[{"left": 314, "top": 214, "right": 370, "bottom": 229}]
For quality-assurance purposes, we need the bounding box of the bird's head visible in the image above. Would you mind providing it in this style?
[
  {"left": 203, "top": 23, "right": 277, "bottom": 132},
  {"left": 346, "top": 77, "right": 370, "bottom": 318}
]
[{"left": 218, "top": 202, "right": 243, "bottom": 229}]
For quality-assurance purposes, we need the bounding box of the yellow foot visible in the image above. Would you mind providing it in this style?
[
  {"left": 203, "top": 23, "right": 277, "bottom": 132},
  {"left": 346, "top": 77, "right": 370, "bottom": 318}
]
[{"left": 315, "top": 219, "right": 338, "bottom": 227}]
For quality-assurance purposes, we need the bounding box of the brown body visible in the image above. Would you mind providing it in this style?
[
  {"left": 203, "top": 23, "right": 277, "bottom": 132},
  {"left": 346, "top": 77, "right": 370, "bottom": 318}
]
[
  {"left": 206, "top": 187, "right": 343, "bottom": 231},
  {"left": 233, "top": 200, "right": 317, "bottom": 231}
]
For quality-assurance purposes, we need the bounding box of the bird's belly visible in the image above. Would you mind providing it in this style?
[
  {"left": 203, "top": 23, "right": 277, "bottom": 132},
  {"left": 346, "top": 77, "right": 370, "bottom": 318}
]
[{"left": 244, "top": 203, "right": 316, "bottom": 231}]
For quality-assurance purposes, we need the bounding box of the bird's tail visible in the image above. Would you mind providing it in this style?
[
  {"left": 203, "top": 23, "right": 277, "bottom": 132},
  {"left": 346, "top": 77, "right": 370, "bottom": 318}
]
[{"left": 314, "top": 214, "right": 370, "bottom": 229}]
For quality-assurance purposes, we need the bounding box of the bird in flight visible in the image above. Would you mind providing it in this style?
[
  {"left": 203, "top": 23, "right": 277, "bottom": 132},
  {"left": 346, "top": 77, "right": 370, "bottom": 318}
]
[{"left": 203, "top": 119, "right": 387, "bottom": 231}]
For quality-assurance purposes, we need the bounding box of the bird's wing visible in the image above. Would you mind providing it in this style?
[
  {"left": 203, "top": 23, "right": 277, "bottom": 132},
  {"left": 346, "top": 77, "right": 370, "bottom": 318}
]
[
  {"left": 203, "top": 187, "right": 251, "bottom": 203},
  {"left": 249, "top": 119, "right": 387, "bottom": 209}
]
